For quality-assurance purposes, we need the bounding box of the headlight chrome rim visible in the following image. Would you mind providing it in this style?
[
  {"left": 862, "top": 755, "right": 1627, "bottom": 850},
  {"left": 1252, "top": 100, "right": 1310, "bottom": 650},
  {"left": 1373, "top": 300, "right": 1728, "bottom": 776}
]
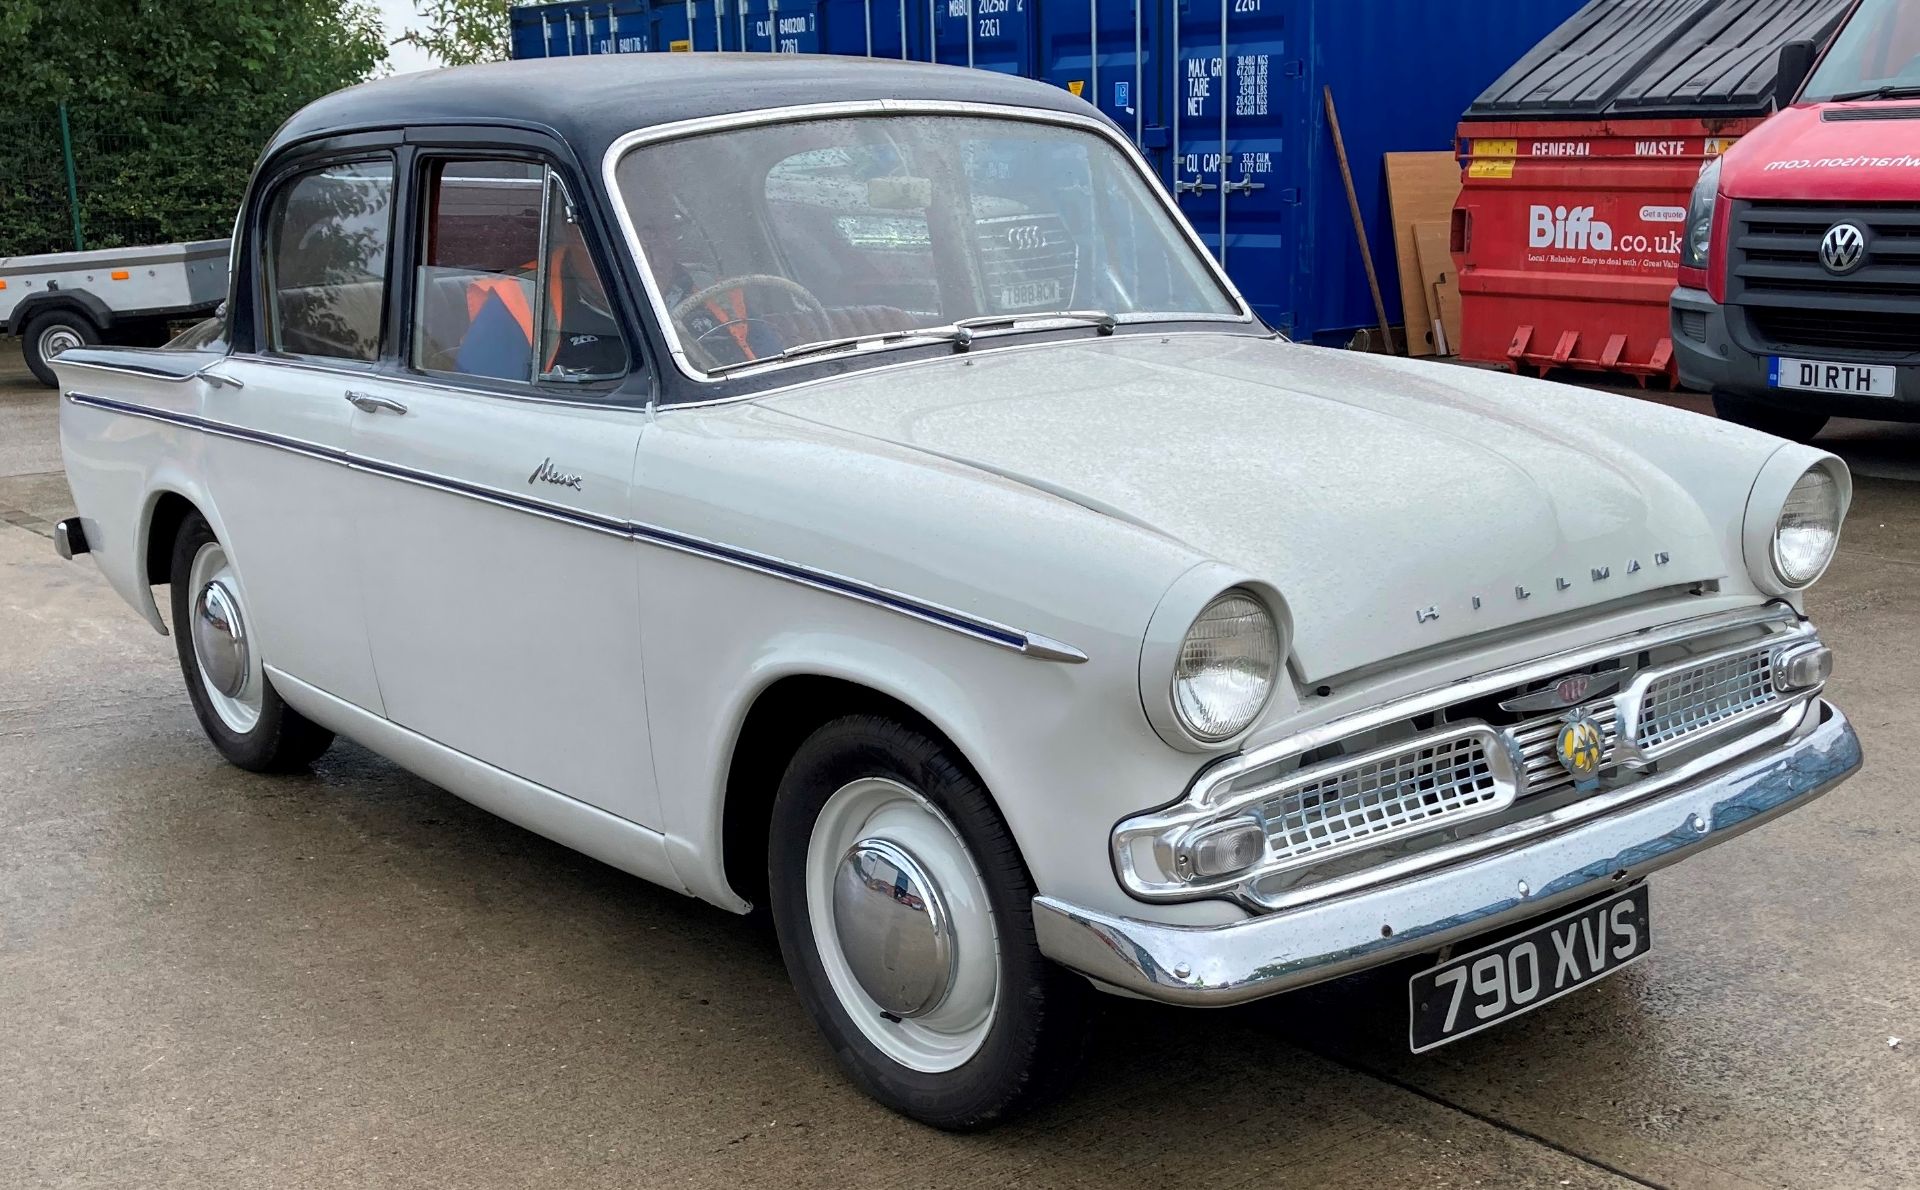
[
  {"left": 1771, "top": 464, "right": 1843, "bottom": 589},
  {"left": 1139, "top": 566, "right": 1293, "bottom": 753},
  {"left": 1171, "top": 588, "right": 1281, "bottom": 743},
  {"left": 1741, "top": 451, "right": 1850, "bottom": 599}
]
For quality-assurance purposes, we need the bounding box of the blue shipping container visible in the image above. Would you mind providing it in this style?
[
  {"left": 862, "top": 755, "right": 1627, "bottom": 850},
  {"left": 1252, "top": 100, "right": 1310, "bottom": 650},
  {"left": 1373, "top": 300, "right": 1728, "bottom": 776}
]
[{"left": 510, "top": 0, "right": 1582, "bottom": 341}]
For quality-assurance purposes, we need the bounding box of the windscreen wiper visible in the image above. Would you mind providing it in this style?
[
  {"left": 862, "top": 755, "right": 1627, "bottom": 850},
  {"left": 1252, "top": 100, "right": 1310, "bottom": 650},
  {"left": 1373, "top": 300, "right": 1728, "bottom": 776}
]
[
  {"left": 701, "top": 311, "right": 1120, "bottom": 374},
  {"left": 1827, "top": 84, "right": 1920, "bottom": 103},
  {"left": 703, "top": 325, "right": 969, "bottom": 376},
  {"left": 950, "top": 310, "right": 1119, "bottom": 338}
]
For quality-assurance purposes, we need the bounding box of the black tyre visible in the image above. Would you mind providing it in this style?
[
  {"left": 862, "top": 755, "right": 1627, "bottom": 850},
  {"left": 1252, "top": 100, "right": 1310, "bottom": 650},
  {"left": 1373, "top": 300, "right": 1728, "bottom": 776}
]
[
  {"left": 169, "top": 512, "right": 334, "bottom": 772},
  {"left": 1712, "top": 391, "right": 1828, "bottom": 442},
  {"left": 21, "top": 308, "right": 99, "bottom": 387},
  {"left": 769, "top": 714, "right": 1090, "bottom": 1130}
]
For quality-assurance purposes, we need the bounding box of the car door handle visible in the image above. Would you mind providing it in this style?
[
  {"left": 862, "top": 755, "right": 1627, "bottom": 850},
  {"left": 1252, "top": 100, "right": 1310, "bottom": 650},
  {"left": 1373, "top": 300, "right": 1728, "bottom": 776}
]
[
  {"left": 345, "top": 391, "right": 408, "bottom": 415},
  {"left": 198, "top": 363, "right": 244, "bottom": 389}
]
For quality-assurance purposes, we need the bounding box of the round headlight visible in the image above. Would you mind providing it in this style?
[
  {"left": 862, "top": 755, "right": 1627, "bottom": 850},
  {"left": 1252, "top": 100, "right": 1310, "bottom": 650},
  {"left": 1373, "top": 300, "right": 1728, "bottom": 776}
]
[
  {"left": 1172, "top": 590, "right": 1280, "bottom": 742},
  {"left": 1772, "top": 465, "right": 1843, "bottom": 587}
]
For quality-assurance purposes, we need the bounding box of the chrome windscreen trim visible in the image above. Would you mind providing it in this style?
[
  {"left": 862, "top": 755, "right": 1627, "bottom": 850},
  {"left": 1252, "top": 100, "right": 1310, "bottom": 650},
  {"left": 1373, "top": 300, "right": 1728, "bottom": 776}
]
[
  {"left": 600, "top": 99, "right": 1257, "bottom": 386},
  {"left": 63, "top": 391, "right": 1087, "bottom": 663}
]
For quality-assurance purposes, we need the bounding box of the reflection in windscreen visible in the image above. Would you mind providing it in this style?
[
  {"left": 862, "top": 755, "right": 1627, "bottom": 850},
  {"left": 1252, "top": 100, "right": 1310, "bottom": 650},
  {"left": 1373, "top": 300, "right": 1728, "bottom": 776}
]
[
  {"left": 613, "top": 114, "right": 1240, "bottom": 371},
  {"left": 1802, "top": 0, "right": 1920, "bottom": 100}
]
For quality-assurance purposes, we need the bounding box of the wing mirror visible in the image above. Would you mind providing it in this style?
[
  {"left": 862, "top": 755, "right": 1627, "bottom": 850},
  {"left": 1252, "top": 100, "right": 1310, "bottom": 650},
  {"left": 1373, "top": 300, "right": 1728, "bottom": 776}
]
[{"left": 1774, "top": 39, "right": 1817, "bottom": 110}]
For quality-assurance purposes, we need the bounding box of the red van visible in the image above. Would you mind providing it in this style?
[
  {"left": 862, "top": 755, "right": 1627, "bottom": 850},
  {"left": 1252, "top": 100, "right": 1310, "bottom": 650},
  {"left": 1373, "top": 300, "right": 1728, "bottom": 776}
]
[{"left": 1672, "top": 0, "right": 1920, "bottom": 440}]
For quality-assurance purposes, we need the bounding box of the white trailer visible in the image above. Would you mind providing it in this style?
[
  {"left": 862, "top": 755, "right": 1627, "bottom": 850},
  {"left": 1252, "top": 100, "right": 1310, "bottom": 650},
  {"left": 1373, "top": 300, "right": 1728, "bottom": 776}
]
[{"left": 2, "top": 239, "right": 228, "bottom": 386}]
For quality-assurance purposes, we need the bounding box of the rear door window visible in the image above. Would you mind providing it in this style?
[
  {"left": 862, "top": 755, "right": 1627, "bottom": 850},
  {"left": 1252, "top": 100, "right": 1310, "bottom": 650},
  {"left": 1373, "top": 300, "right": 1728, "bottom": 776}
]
[
  {"left": 264, "top": 159, "right": 394, "bottom": 362},
  {"left": 412, "top": 159, "right": 629, "bottom": 387}
]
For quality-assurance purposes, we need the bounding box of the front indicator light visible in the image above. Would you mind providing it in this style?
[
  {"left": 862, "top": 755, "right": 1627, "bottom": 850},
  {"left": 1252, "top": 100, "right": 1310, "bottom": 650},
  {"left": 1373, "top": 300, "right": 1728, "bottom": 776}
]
[
  {"left": 1179, "top": 817, "right": 1266, "bottom": 879},
  {"left": 1775, "top": 643, "right": 1833, "bottom": 692}
]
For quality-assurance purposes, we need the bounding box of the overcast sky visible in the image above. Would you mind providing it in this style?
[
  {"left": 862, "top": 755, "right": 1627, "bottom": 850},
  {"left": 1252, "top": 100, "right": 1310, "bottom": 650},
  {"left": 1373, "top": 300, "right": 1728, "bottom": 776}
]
[{"left": 372, "top": 0, "right": 437, "bottom": 74}]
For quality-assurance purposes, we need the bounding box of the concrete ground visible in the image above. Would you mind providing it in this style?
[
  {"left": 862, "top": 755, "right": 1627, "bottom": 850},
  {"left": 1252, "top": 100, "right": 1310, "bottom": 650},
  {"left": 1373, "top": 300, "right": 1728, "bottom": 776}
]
[{"left": 2, "top": 346, "right": 1914, "bottom": 1189}]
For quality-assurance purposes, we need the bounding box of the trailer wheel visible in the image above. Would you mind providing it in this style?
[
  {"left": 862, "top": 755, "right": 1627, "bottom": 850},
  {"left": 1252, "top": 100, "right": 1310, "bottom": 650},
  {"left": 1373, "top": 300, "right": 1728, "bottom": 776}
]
[{"left": 21, "top": 309, "right": 99, "bottom": 387}]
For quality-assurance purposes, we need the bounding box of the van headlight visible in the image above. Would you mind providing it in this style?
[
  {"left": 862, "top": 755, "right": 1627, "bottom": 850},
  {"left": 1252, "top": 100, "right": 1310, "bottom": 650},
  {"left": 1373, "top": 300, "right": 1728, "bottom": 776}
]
[
  {"left": 1682, "top": 157, "right": 1721, "bottom": 270},
  {"left": 1743, "top": 454, "right": 1850, "bottom": 595},
  {"left": 1173, "top": 590, "right": 1281, "bottom": 742},
  {"left": 1141, "top": 568, "right": 1289, "bottom": 751}
]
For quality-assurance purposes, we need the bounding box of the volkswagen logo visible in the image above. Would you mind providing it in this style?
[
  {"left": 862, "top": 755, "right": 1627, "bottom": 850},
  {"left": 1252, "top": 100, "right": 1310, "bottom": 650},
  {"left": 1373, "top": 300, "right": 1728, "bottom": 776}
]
[{"left": 1819, "top": 222, "right": 1868, "bottom": 275}]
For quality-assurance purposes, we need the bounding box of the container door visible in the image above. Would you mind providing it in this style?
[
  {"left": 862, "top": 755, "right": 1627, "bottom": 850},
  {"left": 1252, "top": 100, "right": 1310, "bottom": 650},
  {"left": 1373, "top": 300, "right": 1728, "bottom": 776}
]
[
  {"left": 1169, "top": 0, "right": 1298, "bottom": 332},
  {"left": 743, "top": 0, "right": 823, "bottom": 51},
  {"left": 1036, "top": 0, "right": 1171, "bottom": 169},
  {"left": 931, "top": 0, "right": 1032, "bottom": 74},
  {"left": 823, "top": 0, "right": 919, "bottom": 57},
  {"left": 588, "top": 2, "right": 650, "bottom": 52},
  {"left": 651, "top": 0, "right": 722, "bottom": 52},
  {"left": 510, "top": 10, "right": 549, "bottom": 58}
]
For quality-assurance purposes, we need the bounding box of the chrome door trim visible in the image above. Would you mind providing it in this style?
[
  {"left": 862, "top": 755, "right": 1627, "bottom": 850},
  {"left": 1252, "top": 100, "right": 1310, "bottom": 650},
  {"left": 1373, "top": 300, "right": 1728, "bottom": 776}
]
[
  {"left": 599, "top": 99, "right": 1258, "bottom": 386},
  {"left": 53, "top": 354, "right": 207, "bottom": 384},
  {"left": 64, "top": 389, "right": 1088, "bottom": 664}
]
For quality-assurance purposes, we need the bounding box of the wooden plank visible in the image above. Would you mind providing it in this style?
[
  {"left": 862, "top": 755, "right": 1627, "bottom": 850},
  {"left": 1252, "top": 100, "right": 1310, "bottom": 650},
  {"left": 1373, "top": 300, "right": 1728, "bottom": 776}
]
[
  {"left": 1413, "top": 220, "right": 1460, "bottom": 359},
  {"left": 1385, "top": 152, "right": 1462, "bottom": 357}
]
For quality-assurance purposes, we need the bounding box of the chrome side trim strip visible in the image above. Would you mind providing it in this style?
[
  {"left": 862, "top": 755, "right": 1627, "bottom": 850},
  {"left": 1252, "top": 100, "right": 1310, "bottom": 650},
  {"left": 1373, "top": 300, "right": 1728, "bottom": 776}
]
[
  {"left": 64, "top": 391, "right": 1087, "bottom": 664},
  {"left": 599, "top": 99, "right": 1258, "bottom": 387},
  {"left": 53, "top": 354, "right": 208, "bottom": 384}
]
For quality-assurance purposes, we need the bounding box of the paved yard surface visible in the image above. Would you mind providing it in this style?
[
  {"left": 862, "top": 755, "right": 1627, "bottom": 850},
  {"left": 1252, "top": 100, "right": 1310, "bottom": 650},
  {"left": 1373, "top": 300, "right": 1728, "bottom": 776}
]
[{"left": 2, "top": 348, "right": 1915, "bottom": 1188}]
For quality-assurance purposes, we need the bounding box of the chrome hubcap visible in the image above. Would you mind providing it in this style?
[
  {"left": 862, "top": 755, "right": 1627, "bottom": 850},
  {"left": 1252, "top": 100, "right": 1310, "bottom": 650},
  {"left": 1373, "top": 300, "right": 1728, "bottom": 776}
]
[
  {"left": 40, "top": 325, "right": 82, "bottom": 359},
  {"left": 192, "top": 580, "right": 249, "bottom": 698},
  {"left": 187, "top": 541, "right": 263, "bottom": 734},
  {"left": 831, "top": 838, "right": 955, "bottom": 1018},
  {"left": 807, "top": 777, "right": 999, "bottom": 1072}
]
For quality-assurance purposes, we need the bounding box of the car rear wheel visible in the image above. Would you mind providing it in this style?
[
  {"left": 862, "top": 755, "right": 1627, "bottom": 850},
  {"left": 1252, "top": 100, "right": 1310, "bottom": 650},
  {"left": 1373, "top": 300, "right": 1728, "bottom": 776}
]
[
  {"left": 169, "top": 512, "right": 334, "bottom": 772},
  {"left": 1711, "top": 392, "right": 1828, "bottom": 443},
  {"left": 768, "top": 714, "right": 1089, "bottom": 1130},
  {"left": 21, "top": 309, "right": 98, "bottom": 387}
]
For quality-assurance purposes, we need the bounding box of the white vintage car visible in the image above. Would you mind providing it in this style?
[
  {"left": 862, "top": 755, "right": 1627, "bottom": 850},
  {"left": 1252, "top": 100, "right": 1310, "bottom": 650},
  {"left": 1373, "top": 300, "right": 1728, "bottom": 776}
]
[{"left": 52, "top": 57, "right": 1862, "bottom": 1128}]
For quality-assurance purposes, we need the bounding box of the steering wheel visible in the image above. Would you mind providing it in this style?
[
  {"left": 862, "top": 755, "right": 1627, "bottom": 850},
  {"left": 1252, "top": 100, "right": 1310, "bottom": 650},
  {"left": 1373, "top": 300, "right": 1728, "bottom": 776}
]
[{"left": 671, "top": 274, "right": 830, "bottom": 367}]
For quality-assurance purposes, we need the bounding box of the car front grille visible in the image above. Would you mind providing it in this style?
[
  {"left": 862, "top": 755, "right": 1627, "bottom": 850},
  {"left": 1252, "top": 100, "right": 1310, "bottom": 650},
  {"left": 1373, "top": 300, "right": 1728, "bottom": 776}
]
[
  {"left": 1114, "top": 611, "right": 1827, "bottom": 906},
  {"left": 1637, "top": 645, "right": 1777, "bottom": 749},
  {"left": 1249, "top": 639, "right": 1792, "bottom": 864},
  {"left": 1728, "top": 200, "right": 1920, "bottom": 358},
  {"left": 1745, "top": 306, "right": 1920, "bottom": 354},
  {"left": 1510, "top": 703, "right": 1620, "bottom": 798},
  {"left": 1255, "top": 728, "right": 1513, "bottom": 868}
]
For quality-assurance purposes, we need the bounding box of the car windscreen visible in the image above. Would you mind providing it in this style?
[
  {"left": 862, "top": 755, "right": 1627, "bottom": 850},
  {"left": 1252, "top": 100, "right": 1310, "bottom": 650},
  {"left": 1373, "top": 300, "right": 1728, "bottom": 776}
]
[
  {"left": 611, "top": 112, "right": 1244, "bottom": 375},
  {"left": 1802, "top": 0, "right": 1920, "bottom": 101}
]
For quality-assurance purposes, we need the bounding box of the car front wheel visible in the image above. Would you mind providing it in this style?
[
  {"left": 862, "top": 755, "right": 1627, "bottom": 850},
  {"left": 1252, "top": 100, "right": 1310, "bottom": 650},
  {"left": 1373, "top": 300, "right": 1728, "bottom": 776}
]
[
  {"left": 169, "top": 512, "right": 334, "bottom": 772},
  {"left": 769, "top": 714, "right": 1089, "bottom": 1129}
]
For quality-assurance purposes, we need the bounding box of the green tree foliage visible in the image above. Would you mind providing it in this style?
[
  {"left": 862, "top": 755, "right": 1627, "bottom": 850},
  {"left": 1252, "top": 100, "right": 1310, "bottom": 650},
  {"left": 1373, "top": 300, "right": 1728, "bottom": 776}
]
[
  {"left": 0, "top": 0, "right": 388, "bottom": 256},
  {"left": 400, "top": 0, "right": 514, "bottom": 68}
]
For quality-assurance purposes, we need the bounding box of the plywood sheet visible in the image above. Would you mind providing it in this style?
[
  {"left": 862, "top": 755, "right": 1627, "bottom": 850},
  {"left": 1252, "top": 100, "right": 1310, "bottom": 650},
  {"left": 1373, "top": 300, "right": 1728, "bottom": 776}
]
[
  {"left": 1385, "top": 152, "right": 1462, "bottom": 356},
  {"left": 1413, "top": 220, "right": 1461, "bottom": 358}
]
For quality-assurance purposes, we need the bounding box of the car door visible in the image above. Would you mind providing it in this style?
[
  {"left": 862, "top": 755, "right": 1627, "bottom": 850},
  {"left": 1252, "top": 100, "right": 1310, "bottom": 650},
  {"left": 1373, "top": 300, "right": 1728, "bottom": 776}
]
[
  {"left": 346, "top": 154, "right": 662, "bottom": 827},
  {"left": 198, "top": 152, "right": 395, "bottom": 715}
]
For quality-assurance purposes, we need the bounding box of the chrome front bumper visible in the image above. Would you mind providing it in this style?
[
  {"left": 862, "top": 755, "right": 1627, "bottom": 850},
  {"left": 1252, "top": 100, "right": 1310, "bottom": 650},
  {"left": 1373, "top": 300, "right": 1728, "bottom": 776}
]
[{"left": 1034, "top": 699, "right": 1861, "bottom": 1007}]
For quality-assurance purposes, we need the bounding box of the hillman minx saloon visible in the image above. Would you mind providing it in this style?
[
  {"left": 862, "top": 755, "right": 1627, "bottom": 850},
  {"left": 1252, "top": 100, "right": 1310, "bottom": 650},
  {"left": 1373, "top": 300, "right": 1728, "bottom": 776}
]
[{"left": 52, "top": 56, "right": 1861, "bottom": 1128}]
